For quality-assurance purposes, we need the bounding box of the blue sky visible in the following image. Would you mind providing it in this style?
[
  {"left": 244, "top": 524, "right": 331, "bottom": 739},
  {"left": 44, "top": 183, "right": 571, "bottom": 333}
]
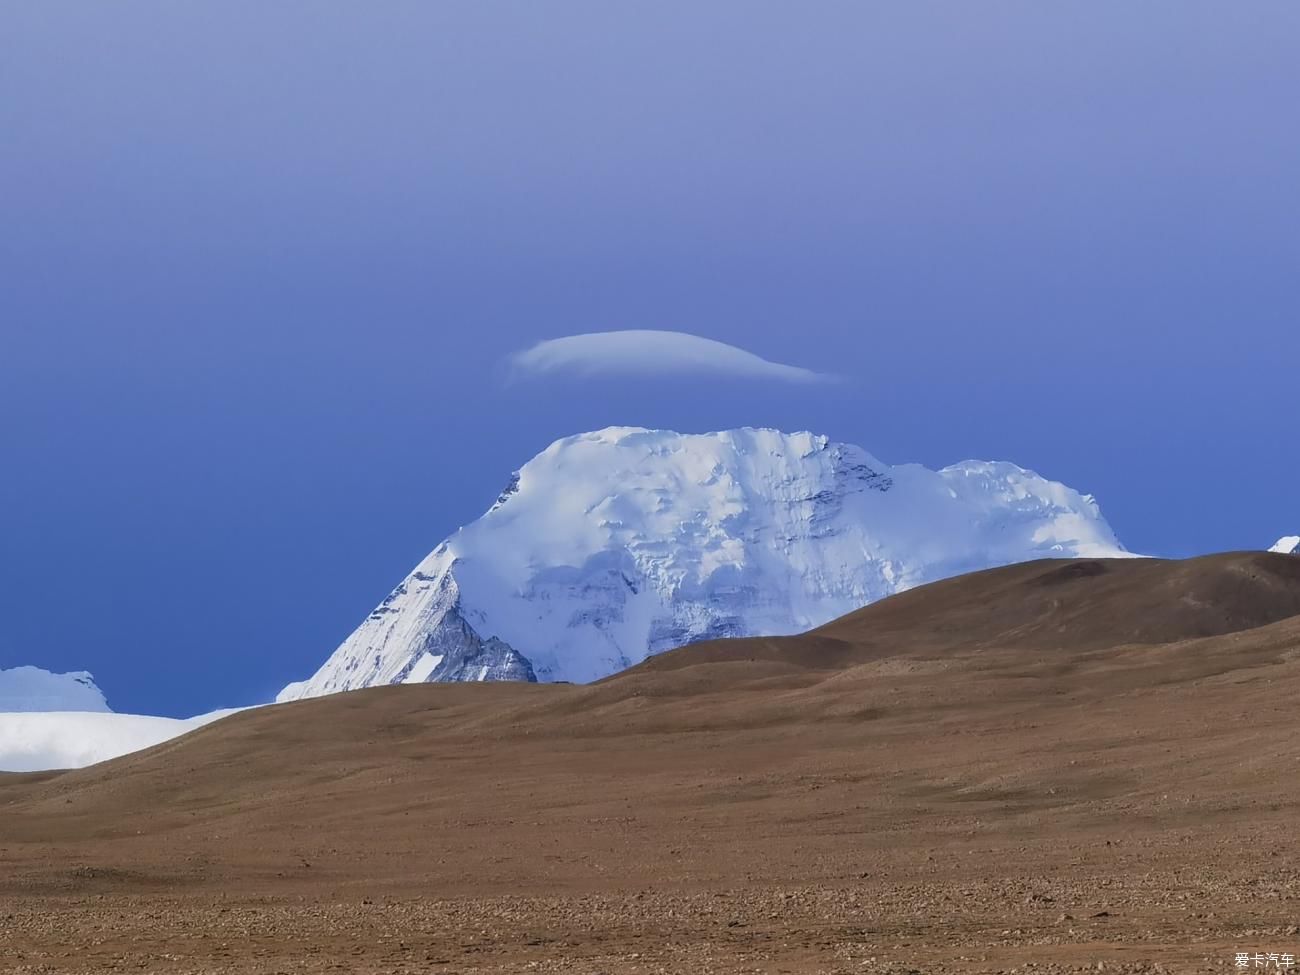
[{"left": 3, "top": 3, "right": 1298, "bottom": 716}]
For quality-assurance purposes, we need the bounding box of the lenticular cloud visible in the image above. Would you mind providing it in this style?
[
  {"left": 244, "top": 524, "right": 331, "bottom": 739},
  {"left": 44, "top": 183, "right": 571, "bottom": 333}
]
[{"left": 507, "top": 330, "right": 833, "bottom": 384}]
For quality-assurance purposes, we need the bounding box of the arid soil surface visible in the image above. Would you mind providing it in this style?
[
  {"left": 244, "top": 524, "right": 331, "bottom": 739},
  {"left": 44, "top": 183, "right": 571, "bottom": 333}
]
[{"left": 5, "top": 553, "right": 1300, "bottom": 974}]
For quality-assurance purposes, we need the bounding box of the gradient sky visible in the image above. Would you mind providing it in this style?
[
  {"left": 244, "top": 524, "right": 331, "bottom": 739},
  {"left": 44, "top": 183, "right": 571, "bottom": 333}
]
[{"left": 3, "top": 3, "right": 1298, "bottom": 716}]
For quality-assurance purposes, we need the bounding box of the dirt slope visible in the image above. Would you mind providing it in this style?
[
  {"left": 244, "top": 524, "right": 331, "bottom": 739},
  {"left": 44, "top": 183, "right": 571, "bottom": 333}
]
[{"left": 4, "top": 552, "right": 1300, "bottom": 974}]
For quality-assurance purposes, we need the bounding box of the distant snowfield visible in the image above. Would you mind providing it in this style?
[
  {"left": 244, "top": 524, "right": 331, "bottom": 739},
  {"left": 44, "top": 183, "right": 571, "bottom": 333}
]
[
  {"left": 0, "top": 708, "right": 245, "bottom": 773},
  {"left": 0, "top": 665, "right": 248, "bottom": 772}
]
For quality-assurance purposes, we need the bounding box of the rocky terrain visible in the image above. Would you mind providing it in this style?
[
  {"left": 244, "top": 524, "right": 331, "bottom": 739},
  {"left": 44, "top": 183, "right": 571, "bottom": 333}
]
[{"left": 4, "top": 552, "right": 1300, "bottom": 974}]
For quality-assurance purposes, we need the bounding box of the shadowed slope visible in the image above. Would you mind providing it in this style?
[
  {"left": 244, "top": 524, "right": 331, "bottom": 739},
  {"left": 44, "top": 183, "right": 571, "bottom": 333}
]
[{"left": 632, "top": 551, "right": 1300, "bottom": 675}]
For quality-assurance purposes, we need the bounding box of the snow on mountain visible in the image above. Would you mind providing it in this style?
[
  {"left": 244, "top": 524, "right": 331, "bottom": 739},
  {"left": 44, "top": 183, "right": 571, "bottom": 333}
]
[
  {"left": 280, "top": 427, "right": 1130, "bottom": 702},
  {"left": 0, "top": 665, "right": 248, "bottom": 772},
  {"left": 0, "top": 666, "right": 110, "bottom": 712},
  {"left": 1271, "top": 536, "right": 1300, "bottom": 555},
  {"left": 0, "top": 708, "right": 244, "bottom": 773}
]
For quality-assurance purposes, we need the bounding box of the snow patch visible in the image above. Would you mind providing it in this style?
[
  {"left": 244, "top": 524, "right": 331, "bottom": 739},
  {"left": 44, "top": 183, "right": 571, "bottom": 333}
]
[
  {"left": 0, "top": 708, "right": 245, "bottom": 772},
  {"left": 402, "top": 653, "right": 443, "bottom": 684}
]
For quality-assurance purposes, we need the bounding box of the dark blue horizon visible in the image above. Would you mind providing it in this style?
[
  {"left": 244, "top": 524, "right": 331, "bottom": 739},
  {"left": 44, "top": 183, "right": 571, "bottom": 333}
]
[{"left": 3, "top": 3, "right": 1298, "bottom": 716}]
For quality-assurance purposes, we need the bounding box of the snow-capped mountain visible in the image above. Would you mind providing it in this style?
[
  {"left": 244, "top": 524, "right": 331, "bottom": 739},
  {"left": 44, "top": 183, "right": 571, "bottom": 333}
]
[
  {"left": 1272, "top": 536, "right": 1300, "bottom": 555},
  {"left": 279, "top": 427, "right": 1129, "bottom": 702},
  {"left": 0, "top": 666, "right": 110, "bottom": 712}
]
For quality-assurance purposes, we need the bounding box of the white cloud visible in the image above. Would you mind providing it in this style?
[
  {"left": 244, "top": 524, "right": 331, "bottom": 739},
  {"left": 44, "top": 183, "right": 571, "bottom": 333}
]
[{"left": 506, "top": 330, "right": 834, "bottom": 384}]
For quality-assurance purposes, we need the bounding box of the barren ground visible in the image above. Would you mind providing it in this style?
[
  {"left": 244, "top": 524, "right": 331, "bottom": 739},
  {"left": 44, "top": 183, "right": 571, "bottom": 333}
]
[{"left": 5, "top": 554, "right": 1300, "bottom": 974}]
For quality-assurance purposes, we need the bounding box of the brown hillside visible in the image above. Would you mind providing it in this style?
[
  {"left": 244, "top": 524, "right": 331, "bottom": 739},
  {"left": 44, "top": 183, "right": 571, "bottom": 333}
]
[{"left": 3, "top": 552, "right": 1300, "bottom": 974}]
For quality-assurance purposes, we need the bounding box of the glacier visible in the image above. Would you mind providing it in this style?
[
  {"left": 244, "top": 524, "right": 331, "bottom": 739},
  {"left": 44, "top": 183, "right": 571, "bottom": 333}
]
[{"left": 279, "top": 427, "right": 1130, "bottom": 702}]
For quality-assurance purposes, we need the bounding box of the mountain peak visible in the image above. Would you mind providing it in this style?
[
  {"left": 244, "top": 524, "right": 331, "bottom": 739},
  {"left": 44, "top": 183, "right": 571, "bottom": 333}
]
[
  {"left": 1271, "top": 536, "right": 1300, "bottom": 555},
  {"left": 278, "top": 428, "right": 1128, "bottom": 702},
  {"left": 0, "top": 666, "right": 111, "bottom": 713}
]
